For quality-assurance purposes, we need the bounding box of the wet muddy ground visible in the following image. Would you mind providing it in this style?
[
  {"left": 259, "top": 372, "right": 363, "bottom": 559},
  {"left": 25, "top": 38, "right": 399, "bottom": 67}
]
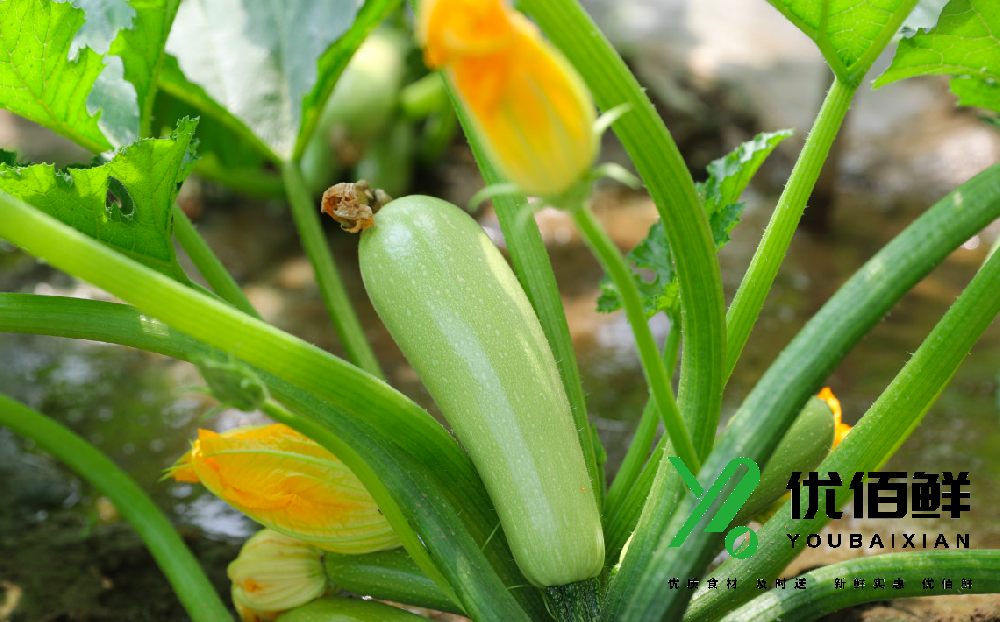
[{"left": 3, "top": 1, "right": 1000, "bottom": 618}]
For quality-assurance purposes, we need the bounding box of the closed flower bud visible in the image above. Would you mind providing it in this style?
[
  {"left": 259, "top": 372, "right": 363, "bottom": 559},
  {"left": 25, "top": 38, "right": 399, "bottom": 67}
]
[
  {"left": 168, "top": 424, "right": 401, "bottom": 554},
  {"left": 418, "top": 0, "right": 597, "bottom": 198},
  {"left": 229, "top": 529, "right": 328, "bottom": 622}
]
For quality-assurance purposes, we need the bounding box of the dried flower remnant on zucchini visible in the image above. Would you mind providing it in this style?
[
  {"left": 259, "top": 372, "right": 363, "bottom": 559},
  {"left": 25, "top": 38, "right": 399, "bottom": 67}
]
[{"left": 320, "top": 180, "right": 392, "bottom": 233}]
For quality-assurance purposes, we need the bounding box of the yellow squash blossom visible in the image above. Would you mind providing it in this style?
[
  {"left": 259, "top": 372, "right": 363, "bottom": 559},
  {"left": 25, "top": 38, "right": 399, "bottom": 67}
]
[
  {"left": 418, "top": 0, "right": 597, "bottom": 198},
  {"left": 229, "top": 529, "right": 328, "bottom": 622},
  {"left": 818, "top": 387, "right": 852, "bottom": 449},
  {"left": 168, "top": 424, "right": 400, "bottom": 554}
]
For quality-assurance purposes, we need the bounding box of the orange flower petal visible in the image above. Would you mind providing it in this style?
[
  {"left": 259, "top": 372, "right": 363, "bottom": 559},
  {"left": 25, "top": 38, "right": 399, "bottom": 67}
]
[
  {"left": 420, "top": 0, "right": 597, "bottom": 197},
  {"left": 168, "top": 424, "right": 400, "bottom": 554},
  {"left": 418, "top": 0, "right": 514, "bottom": 68},
  {"left": 818, "top": 387, "right": 851, "bottom": 450},
  {"left": 835, "top": 422, "right": 852, "bottom": 448}
]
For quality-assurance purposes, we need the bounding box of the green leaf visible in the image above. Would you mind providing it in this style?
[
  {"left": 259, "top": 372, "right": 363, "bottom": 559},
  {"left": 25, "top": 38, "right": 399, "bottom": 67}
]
[
  {"left": 161, "top": 0, "right": 399, "bottom": 162},
  {"left": 951, "top": 75, "right": 1000, "bottom": 113},
  {"left": 0, "top": 0, "right": 183, "bottom": 151},
  {"left": 157, "top": 54, "right": 276, "bottom": 160},
  {"left": 107, "top": 0, "right": 184, "bottom": 138},
  {"left": 875, "top": 0, "right": 1000, "bottom": 98},
  {"left": 295, "top": 0, "right": 404, "bottom": 160},
  {"left": 597, "top": 220, "right": 679, "bottom": 318},
  {"left": 710, "top": 202, "right": 745, "bottom": 249},
  {"left": 597, "top": 130, "right": 791, "bottom": 317},
  {"left": 698, "top": 129, "right": 793, "bottom": 216},
  {"left": 899, "top": 0, "right": 950, "bottom": 32},
  {"left": 64, "top": 0, "right": 135, "bottom": 58},
  {"left": 65, "top": 0, "right": 185, "bottom": 145},
  {"left": 61, "top": 0, "right": 138, "bottom": 146},
  {"left": 766, "top": 0, "right": 920, "bottom": 82},
  {"left": 0, "top": 118, "right": 198, "bottom": 280},
  {"left": 151, "top": 89, "right": 283, "bottom": 195},
  {"left": 0, "top": 0, "right": 113, "bottom": 152}
]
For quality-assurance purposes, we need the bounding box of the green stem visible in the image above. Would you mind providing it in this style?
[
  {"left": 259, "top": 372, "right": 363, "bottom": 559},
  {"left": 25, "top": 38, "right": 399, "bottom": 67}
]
[
  {"left": 0, "top": 201, "right": 540, "bottom": 620},
  {"left": 280, "top": 160, "right": 384, "bottom": 379},
  {"left": 572, "top": 206, "right": 698, "bottom": 473},
  {"left": 719, "top": 550, "right": 1000, "bottom": 622},
  {"left": 685, "top": 201, "right": 1000, "bottom": 622},
  {"left": 605, "top": 162, "right": 1000, "bottom": 571},
  {"left": 400, "top": 73, "right": 448, "bottom": 119},
  {"left": 0, "top": 293, "right": 541, "bottom": 620},
  {"left": 607, "top": 162, "right": 1000, "bottom": 621},
  {"left": 323, "top": 549, "right": 463, "bottom": 615},
  {"left": 725, "top": 76, "right": 857, "bottom": 381},
  {"left": 605, "top": 318, "right": 680, "bottom": 517},
  {"left": 193, "top": 158, "right": 286, "bottom": 198},
  {"left": 603, "top": 433, "right": 665, "bottom": 560},
  {"left": 258, "top": 399, "right": 459, "bottom": 607},
  {"left": 543, "top": 578, "right": 602, "bottom": 622},
  {"left": 171, "top": 204, "right": 261, "bottom": 319},
  {"left": 518, "top": 0, "right": 725, "bottom": 461},
  {"left": 0, "top": 294, "right": 448, "bottom": 601},
  {"left": 0, "top": 394, "right": 232, "bottom": 622}
]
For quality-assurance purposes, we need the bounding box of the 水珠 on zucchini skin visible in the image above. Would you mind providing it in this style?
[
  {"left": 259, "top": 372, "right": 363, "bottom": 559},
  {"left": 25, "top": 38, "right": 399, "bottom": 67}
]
[{"left": 359, "top": 195, "right": 604, "bottom": 588}]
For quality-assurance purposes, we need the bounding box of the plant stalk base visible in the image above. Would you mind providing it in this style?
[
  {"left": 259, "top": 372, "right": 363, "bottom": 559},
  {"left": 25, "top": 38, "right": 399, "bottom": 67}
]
[{"left": 543, "top": 578, "right": 601, "bottom": 622}]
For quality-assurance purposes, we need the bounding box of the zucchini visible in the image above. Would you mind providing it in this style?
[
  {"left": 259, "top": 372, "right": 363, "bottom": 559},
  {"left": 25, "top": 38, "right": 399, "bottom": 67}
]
[
  {"left": 731, "top": 395, "right": 835, "bottom": 526},
  {"left": 321, "top": 29, "right": 408, "bottom": 142},
  {"left": 358, "top": 195, "right": 604, "bottom": 587}
]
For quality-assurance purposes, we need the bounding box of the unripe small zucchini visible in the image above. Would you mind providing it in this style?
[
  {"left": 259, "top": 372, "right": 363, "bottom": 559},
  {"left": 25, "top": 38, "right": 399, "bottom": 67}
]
[
  {"left": 732, "top": 395, "right": 835, "bottom": 526},
  {"left": 359, "top": 195, "right": 604, "bottom": 587},
  {"left": 321, "top": 29, "right": 408, "bottom": 141}
]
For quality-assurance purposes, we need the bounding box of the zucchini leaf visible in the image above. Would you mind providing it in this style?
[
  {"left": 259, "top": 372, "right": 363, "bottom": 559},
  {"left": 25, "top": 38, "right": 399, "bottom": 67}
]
[
  {"left": 950, "top": 75, "right": 1000, "bottom": 113},
  {"left": 65, "top": 0, "right": 184, "bottom": 145},
  {"left": 104, "top": 0, "right": 184, "bottom": 139},
  {"left": 598, "top": 130, "right": 792, "bottom": 318},
  {"left": 875, "top": 0, "right": 1000, "bottom": 114},
  {"left": 763, "top": 0, "right": 921, "bottom": 83},
  {"left": 161, "top": 0, "right": 400, "bottom": 163},
  {"left": 0, "top": 0, "right": 182, "bottom": 151},
  {"left": 0, "top": 0, "right": 112, "bottom": 151},
  {"left": 0, "top": 119, "right": 198, "bottom": 281},
  {"left": 151, "top": 90, "right": 284, "bottom": 197}
]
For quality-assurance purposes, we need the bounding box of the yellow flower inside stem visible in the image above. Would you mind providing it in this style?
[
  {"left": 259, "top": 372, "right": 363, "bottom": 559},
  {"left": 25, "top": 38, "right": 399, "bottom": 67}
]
[
  {"left": 418, "top": 0, "right": 597, "bottom": 198},
  {"left": 818, "top": 387, "right": 851, "bottom": 449},
  {"left": 168, "top": 424, "right": 400, "bottom": 554}
]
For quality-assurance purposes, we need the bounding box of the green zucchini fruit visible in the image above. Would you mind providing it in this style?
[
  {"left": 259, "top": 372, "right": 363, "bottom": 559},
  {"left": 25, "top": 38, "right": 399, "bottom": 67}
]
[
  {"left": 359, "top": 195, "right": 604, "bottom": 587},
  {"left": 731, "top": 395, "right": 835, "bottom": 526},
  {"left": 321, "top": 29, "right": 408, "bottom": 142}
]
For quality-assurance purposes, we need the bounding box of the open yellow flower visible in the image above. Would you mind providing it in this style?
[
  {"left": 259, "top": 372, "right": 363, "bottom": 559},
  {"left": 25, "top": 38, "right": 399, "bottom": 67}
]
[
  {"left": 818, "top": 387, "right": 851, "bottom": 449},
  {"left": 168, "top": 424, "right": 400, "bottom": 554},
  {"left": 417, "top": 0, "right": 597, "bottom": 198}
]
